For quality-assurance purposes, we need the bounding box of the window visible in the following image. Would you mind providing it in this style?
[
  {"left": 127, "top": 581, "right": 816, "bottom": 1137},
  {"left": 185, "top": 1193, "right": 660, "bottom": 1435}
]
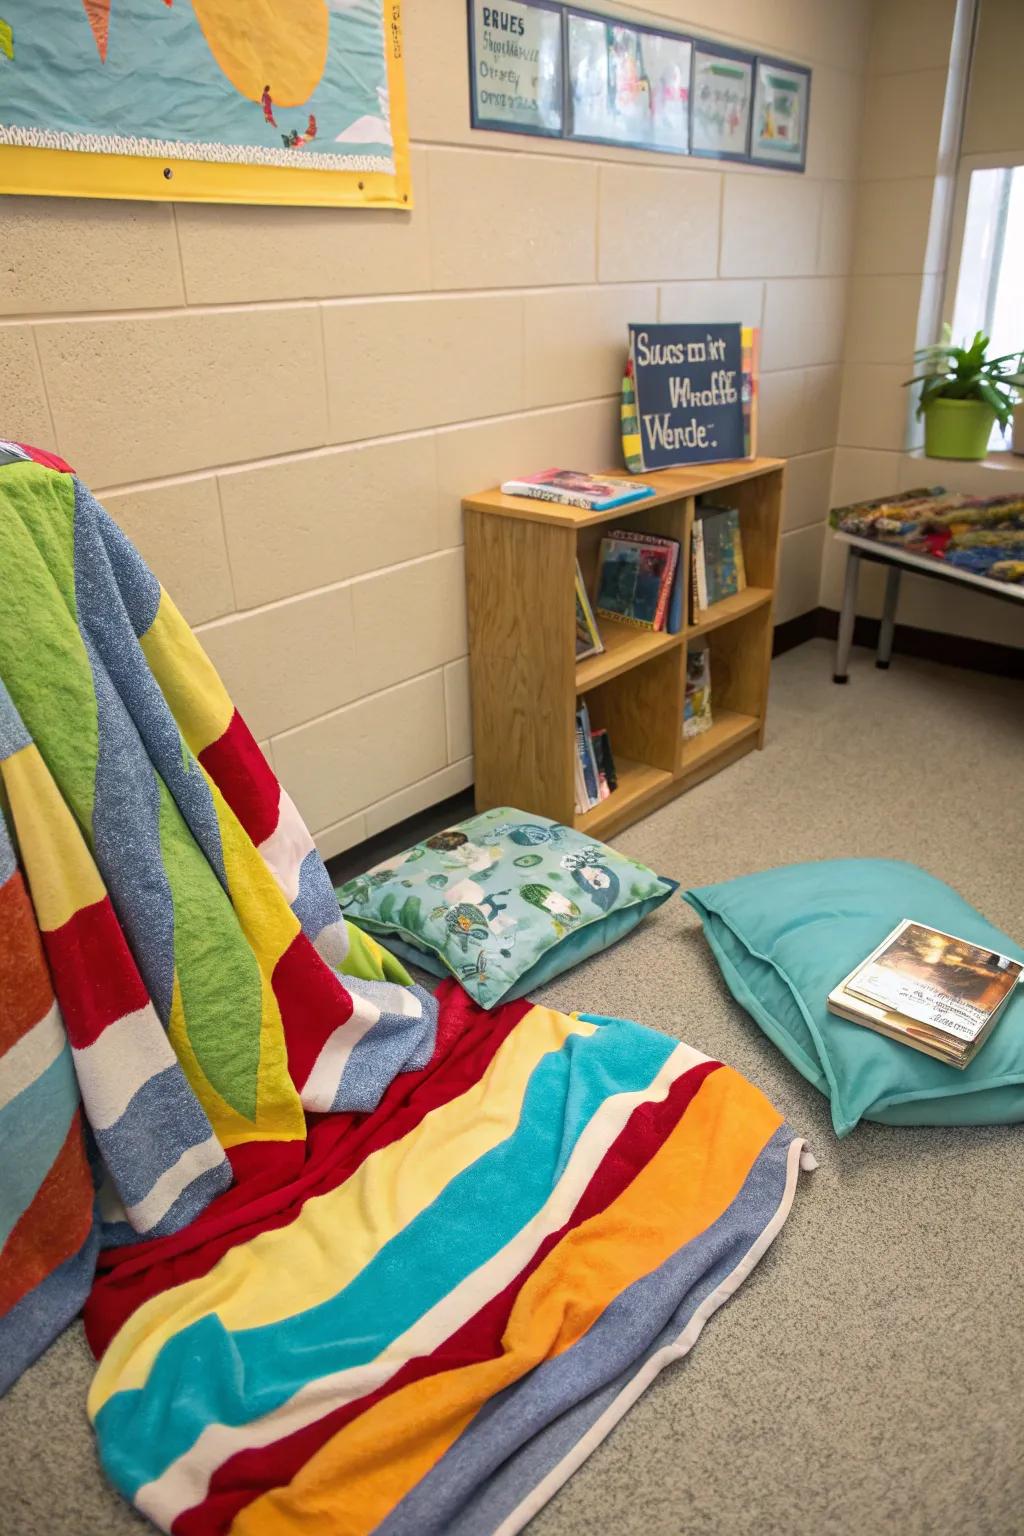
[{"left": 948, "top": 162, "right": 1024, "bottom": 449}]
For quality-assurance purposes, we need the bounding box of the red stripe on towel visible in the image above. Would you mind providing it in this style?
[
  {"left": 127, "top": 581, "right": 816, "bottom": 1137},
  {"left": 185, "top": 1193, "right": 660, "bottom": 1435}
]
[
  {"left": 42, "top": 897, "right": 150, "bottom": 1049},
  {"left": 198, "top": 711, "right": 281, "bottom": 850}
]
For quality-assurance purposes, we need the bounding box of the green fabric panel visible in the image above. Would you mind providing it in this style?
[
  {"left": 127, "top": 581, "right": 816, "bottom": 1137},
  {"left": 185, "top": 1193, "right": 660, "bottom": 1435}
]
[
  {"left": 0, "top": 465, "right": 98, "bottom": 822},
  {"left": 338, "top": 920, "right": 412, "bottom": 985},
  {"left": 158, "top": 785, "right": 263, "bottom": 1121}
]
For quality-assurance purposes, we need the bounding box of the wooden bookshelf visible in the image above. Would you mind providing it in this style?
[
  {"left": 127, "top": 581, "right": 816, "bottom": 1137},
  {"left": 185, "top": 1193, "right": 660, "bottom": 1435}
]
[{"left": 463, "top": 458, "right": 784, "bottom": 838}]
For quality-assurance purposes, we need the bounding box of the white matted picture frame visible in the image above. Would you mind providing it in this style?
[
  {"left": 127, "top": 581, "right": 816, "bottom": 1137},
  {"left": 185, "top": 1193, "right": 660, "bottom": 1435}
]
[
  {"left": 466, "top": 0, "right": 565, "bottom": 140},
  {"left": 750, "top": 55, "right": 811, "bottom": 171},
  {"left": 565, "top": 7, "right": 692, "bottom": 156},
  {"left": 689, "top": 40, "right": 754, "bottom": 162}
]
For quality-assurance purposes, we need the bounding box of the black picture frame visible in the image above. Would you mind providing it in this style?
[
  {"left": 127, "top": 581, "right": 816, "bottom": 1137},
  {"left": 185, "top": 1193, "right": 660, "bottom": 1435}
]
[
  {"left": 563, "top": 5, "right": 694, "bottom": 158},
  {"left": 688, "top": 38, "right": 755, "bottom": 164},
  {"left": 466, "top": 0, "right": 566, "bottom": 140},
  {"left": 749, "top": 54, "right": 812, "bottom": 173}
]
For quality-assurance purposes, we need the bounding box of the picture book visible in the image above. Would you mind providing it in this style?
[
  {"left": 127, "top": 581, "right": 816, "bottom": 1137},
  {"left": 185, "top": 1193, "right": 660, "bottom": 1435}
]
[
  {"left": 827, "top": 920, "right": 1023, "bottom": 1068},
  {"left": 574, "top": 699, "right": 604, "bottom": 813},
  {"left": 591, "top": 727, "right": 618, "bottom": 796},
  {"left": 683, "top": 646, "right": 712, "bottom": 738},
  {"left": 595, "top": 531, "right": 679, "bottom": 631},
  {"left": 625, "top": 323, "right": 760, "bottom": 472},
  {"left": 698, "top": 506, "right": 746, "bottom": 605},
  {"left": 501, "top": 468, "right": 656, "bottom": 512},
  {"left": 575, "top": 561, "right": 604, "bottom": 661},
  {"left": 691, "top": 517, "right": 709, "bottom": 611}
]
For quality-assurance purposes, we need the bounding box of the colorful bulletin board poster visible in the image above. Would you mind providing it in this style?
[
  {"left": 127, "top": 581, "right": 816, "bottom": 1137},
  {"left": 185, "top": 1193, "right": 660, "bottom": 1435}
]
[
  {"left": 751, "top": 56, "right": 810, "bottom": 169},
  {"left": 690, "top": 42, "right": 752, "bottom": 160},
  {"left": 468, "top": 0, "right": 563, "bottom": 137},
  {"left": 0, "top": 1, "right": 411, "bottom": 207},
  {"left": 567, "top": 10, "right": 690, "bottom": 154},
  {"left": 628, "top": 322, "right": 745, "bottom": 470}
]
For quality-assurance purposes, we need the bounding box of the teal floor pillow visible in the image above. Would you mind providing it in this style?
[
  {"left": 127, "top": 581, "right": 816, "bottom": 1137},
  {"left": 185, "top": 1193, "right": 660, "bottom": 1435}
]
[
  {"left": 684, "top": 859, "right": 1024, "bottom": 1136},
  {"left": 337, "top": 807, "right": 676, "bottom": 1009}
]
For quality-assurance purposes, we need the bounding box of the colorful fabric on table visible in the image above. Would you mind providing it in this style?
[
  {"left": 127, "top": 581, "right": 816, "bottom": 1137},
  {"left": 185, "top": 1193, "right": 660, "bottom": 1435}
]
[
  {"left": 830, "top": 486, "right": 1024, "bottom": 583},
  {"left": 0, "top": 456, "right": 433, "bottom": 1388}
]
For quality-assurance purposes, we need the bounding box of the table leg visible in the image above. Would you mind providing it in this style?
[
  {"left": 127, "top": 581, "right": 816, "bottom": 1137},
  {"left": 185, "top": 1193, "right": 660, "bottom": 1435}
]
[
  {"left": 876, "top": 565, "right": 901, "bottom": 669},
  {"left": 833, "top": 549, "right": 860, "bottom": 684}
]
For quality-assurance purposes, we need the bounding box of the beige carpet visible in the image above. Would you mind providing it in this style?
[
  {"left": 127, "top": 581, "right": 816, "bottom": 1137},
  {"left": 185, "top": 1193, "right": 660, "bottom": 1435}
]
[{"left": 2, "top": 640, "right": 1022, "bottom": 1536}]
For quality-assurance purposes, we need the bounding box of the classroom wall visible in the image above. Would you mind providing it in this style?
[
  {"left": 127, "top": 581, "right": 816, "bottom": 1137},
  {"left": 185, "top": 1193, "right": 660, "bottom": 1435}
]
[
  {"left": 824, "top": 0, "right": 1024, "bottom": 651},
  {"left": 0, "top": 0, "right": 872, "bottom": 856}
]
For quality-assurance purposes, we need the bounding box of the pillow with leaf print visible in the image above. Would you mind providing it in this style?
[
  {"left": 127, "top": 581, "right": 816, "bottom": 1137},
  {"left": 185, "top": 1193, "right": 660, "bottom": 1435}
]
[{"left": 335, "top": 806, "right": 677, "bottom": 1009}]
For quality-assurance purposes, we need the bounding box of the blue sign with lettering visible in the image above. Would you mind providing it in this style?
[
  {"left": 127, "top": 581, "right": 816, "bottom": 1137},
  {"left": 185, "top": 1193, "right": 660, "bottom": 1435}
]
[{"left": 628, "top": 322, "right": 747, "bottom": 470}]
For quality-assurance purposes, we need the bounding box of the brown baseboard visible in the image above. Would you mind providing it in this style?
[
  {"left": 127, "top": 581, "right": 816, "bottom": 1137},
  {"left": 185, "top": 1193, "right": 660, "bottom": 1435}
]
[{"left": 773, "top": 606, "right": 1024, "bottom": 679}]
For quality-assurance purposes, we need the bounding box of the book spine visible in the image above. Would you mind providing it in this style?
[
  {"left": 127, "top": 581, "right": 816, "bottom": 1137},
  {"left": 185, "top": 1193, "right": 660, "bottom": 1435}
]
[
  {"left": 652, "top": 543, "right": 678, "bottom": 632},
  {"left": 578, "top": 701, "right": 600, "bottom": 807},
  {"left": 693, "top": 520, "right": 709, "bottom": 610}
]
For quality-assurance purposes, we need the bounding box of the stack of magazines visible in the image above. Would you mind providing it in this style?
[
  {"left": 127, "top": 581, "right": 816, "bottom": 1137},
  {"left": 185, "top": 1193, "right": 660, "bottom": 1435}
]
[{"left": 827, "top": 920, "right": 1023, "bottom": 1068}]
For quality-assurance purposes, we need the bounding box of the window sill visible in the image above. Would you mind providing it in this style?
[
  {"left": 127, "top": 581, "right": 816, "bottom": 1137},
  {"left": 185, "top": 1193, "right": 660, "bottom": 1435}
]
[{"left": 906, "top": 449, "right": 1024, "bottom": 473}]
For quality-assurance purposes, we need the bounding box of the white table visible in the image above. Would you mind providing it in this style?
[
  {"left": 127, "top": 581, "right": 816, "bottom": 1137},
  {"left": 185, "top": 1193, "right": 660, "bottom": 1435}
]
[{"left": 832, "top": 530, "right": 1024, "bottom": 682}]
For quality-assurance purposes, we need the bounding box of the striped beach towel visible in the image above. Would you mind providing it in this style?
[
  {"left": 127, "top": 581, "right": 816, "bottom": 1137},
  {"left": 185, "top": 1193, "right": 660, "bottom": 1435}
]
[{"left": 1, "top": 455, "right": 812, "bottom": 1531}]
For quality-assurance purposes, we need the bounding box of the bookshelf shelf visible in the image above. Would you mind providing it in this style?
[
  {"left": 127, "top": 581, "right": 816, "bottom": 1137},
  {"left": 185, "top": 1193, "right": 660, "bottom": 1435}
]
[
  {"left": 576, "top": 621, "right": 683, "bottom": 692},
  {"left": 464, "top": 457, "right": 784, "bottom": 838},
  {"left": 575, "top": 758, "right": 673, "bottom": 838},
  {"left": 681, "top": 709, "right": 760, "bottom": 772},
  {"left": 687, "top": 585, "right": 773, "bottom": 638}
]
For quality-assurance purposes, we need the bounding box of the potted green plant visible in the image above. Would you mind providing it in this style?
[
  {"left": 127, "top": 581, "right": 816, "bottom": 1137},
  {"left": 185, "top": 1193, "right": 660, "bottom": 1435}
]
[{"left": 904, "top": 330, "right": 1024, "bottom": 460}]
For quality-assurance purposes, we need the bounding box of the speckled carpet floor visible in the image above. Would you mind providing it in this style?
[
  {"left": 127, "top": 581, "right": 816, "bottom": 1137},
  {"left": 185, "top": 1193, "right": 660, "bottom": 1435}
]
[{"left": 3, "top": 640, "right": 1022, "bottom": 1536}]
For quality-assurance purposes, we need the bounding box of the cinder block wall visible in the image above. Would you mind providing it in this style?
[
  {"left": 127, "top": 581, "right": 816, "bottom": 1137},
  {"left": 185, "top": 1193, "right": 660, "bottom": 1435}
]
[{"left": 0, "top": 0, "right": 871, "bottom": 855}]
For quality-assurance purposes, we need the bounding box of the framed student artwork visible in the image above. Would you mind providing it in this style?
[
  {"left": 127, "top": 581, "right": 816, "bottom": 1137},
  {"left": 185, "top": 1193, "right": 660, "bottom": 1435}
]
[
  {"left": 689, "top": 41, "right": 753, "bottom": 162},
  {"left": 467, "top": 0, "right": 565, "bottom": 139},
  {"left": 751, "top": 56, "right": 811, "bottom": 171},
  {"left": 565, "top": 9, "right": 691, "bottom": 155}
]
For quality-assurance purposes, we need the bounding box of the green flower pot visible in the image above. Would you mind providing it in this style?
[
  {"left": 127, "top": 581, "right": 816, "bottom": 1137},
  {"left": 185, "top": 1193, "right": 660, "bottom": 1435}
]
[{"left": 922, "top": 398, "right": 996, "bottom": 460}]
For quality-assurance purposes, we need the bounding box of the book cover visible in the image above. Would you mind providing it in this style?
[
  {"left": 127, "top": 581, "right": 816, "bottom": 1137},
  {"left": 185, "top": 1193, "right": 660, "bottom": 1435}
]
[
  {"left": 595, "top": 534, "right": 676, "bottom": 630},
  {"left": 576, "top": 700, "right": 601, "bottom": 808},
  {"left": 574, "top": 561, "right": 604, "bottom": 661},
  {"left": 591, "top": 728, "right": 618, "bottom": 793},
  {"left": 607, "top": 530, "right": 680, "bottom": 631},
  {"left": 683, "top": 646, "right": 712, "bottom": 738},
  {"left": 843, "top": 920, "right": 1022, "bottom": 1044},
  {"left": 573, "top": 706, "right": 595, "bottom": 812},
  {"left": 699, "top": 507, "right": 746, "bottom": 605},
  {"left": 501, "top": 468, "right": 656, "bottom": 511},
  {"left": 627, "top": 322, "right": 751, "bottom": 471}
]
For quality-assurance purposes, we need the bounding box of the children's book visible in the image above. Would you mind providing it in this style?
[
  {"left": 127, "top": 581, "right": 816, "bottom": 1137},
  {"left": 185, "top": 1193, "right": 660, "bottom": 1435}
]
[
  {"left": 827, "top": 920, "right": 1023, "bottom": 1068},
  {"left": 591, "top": 727, "right": 618, "bottom": 796},
  {"left": 691, "top": 518, "right": 709, "bottom": 612},
  {"left": 698, "top": 507, "right": 746, "bottom": 605},
  {"left": 595, "top": 531, "right": 679, "bottom": 631},
  {"left": 574, "top": 561, "right": 604, "bottom": 661},
  {"left": 501, "top": 469, "right": 656, "bottom": 512},
  {"left": 683, "top": 647, "right": 713, "bottom": 738}
]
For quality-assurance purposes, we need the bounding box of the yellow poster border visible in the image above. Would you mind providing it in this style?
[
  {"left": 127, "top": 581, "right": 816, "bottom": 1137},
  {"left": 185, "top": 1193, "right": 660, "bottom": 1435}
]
[{"left": 0, "top": 1, "right": 412, "bottom": 209}]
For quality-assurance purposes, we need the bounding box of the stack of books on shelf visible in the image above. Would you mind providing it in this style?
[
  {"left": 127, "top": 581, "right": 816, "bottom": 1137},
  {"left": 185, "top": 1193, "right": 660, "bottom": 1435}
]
[
  {"left": 595, "top": 529, "right": 682, "bottom": 633},
  {"left": 827, "top": 920, "right": 1023, "bottom": 1069},
  {"left": 501, "top": 468, "right": 655, "bottom": 512},
  {"left": 574, "top": 699, "right": 618, "bottom": 814},
  {"left": 683, "top": 645, "right": 712, "bottom": 738},
  {"left": 691, "top": 504, "right": 746, "bottom": 614}
]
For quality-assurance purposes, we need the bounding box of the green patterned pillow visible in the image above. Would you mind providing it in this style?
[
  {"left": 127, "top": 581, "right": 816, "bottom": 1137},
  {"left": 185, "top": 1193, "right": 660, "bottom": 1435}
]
[{"left": 336, "top": 807, "right": 676, "bottom": 1008}]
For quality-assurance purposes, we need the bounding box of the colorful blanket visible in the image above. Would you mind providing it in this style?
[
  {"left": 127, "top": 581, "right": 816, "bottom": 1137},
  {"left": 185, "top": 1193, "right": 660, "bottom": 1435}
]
[{"left": 1, "top": 453, "right": 812, "bottom": 1533}]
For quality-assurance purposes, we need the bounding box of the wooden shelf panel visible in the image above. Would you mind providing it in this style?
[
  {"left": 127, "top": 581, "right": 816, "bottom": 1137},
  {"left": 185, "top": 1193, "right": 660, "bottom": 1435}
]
[
  {"left": 575, "top": 756, "right": 673, "bottom": 835},
  {"left": 681, "top": 709, "right": 759, "bottom": 772},
  {"left": 576, "top": 621, "right": 683, "bottom": 691},
  {"left": 687, "top": 586, "right": 772, "bottom": 637},
  {"left": 463, "top": 458, "right": 784, "bottom": 528}
]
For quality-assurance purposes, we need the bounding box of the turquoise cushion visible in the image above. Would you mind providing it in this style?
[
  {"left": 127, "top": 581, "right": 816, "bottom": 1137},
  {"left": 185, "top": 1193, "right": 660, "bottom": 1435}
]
[
  {"left": 337, "top": 806, "right": 676, "bottom": 1009},
  {"left": 684, "top": 859, "right": 1024, "bottom": 1136}
]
